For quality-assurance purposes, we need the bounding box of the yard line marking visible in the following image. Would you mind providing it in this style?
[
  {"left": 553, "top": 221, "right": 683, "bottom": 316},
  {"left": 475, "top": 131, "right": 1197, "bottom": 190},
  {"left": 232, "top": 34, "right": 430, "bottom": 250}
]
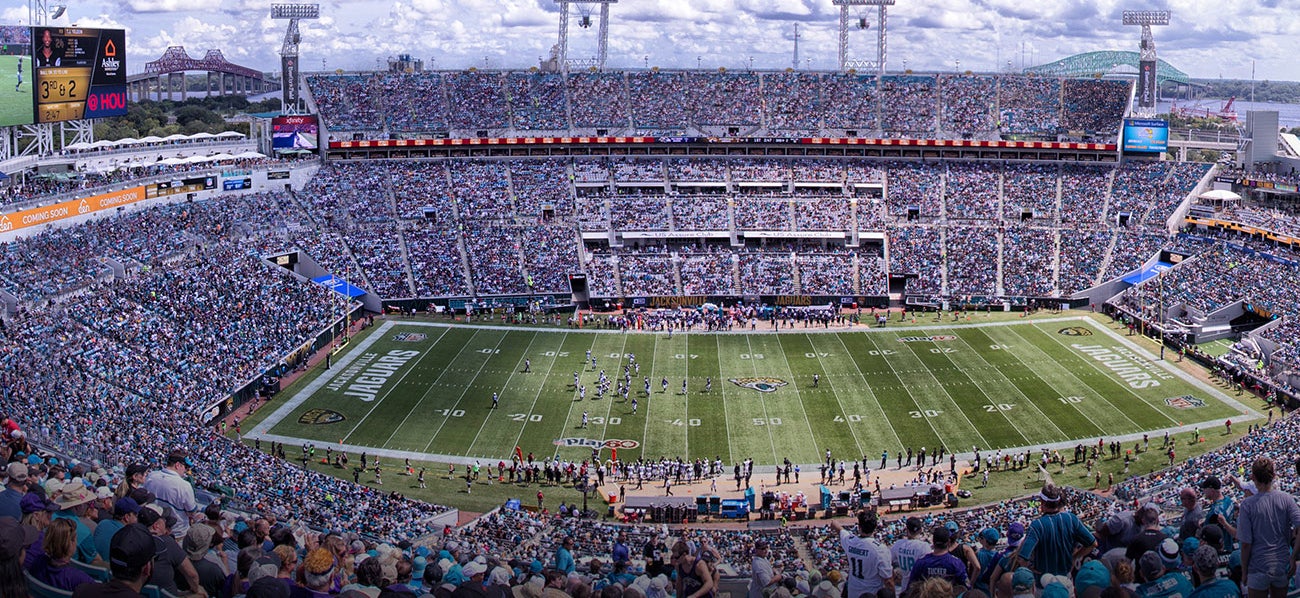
[
  {"left": 804, "top": 334, "right": 866, "bottom": 457},
  {"left": 879, "top": 334, "right": 996, "bottom": 450},
  {"left": 744, "top": 334, "right": 780, "bottom": 464},
  {"left": 463, "top": 331, "right": 543, "bottom": 457},
  {"left": 1087, "top": 322, "right": 1258, "bottom": 416},
  {"left": 859, "top": 332, "right": 967, "bottom": 449},
  {"left": 551, "top": 334, "right": 603, "bottom": 459},
  {"left": 507, "top": 332, "right": 567, "bottom": 460},
  {"left": 1025, "top": 323, "right": 1180, "bottom": 428},
  {"left": 713, "top": 335, "right": 735, "bottom": 465},
  {"left": 950, "top": 329, "right": 1085, "bottom": 438},
  {"left": 639, "top": 334, "right": 659, "bottom": 458},
  {"left": 1000, "top": 324, "right": 1143, "bottom": 431},
  {"left": 759, "top": 334, "right": 829, "bottom": 463},
  {"left": 594, "top": 333, "right": 629, "bottom": 451},
  {"left": 340, "top": 326, "right": 458, "bottom": 445},
  {"left": 823, "top": 333, "right": 905, "bottom": 452},
  {"left": 249, "top": 319, "right": 408, "bottom": 437},
  {"left": 939, "top": 327, "right": 1067, "bottom": 441},
  {"left": 416, "top": 331, "right": 510, "bottom": 452}
]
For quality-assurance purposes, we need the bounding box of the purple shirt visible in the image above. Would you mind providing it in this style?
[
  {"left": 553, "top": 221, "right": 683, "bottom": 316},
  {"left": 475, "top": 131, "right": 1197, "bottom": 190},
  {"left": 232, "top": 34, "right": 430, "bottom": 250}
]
[
  {"left": 908, "top": 552, "right": 969, "bottom": 587},
  {"left": 29, "top": 554, "right": 97, "bottom": 591}
]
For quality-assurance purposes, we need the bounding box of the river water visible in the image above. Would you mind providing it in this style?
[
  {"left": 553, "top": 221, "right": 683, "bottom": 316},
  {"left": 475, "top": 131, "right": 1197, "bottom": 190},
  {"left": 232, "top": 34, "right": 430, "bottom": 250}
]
[{"left": 1157, "top": 99, "right": 1300, "bottom": 128}]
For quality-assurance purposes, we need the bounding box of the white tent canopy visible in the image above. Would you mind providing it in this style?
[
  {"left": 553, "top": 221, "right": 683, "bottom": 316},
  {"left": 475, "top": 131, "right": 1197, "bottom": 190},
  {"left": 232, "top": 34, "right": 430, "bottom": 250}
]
[{"left": 1200, "top": 189, "right": 1242, "bottom": 202}]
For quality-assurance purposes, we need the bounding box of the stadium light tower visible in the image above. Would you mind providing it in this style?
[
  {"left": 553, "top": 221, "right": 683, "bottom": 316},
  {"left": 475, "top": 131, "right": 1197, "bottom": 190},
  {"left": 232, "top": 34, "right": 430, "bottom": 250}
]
[
  {"left": 555, "top": 0, "right": 616, "bottom": 73},
  {"left": 1122, "top": 10, "right": 1170, "bottom": 117},
  {"left": 833, "top": 0, "right": 896, "bottom": 76},
  {"left": 272, "top": 3, "right": 320, "bottom": 114}
]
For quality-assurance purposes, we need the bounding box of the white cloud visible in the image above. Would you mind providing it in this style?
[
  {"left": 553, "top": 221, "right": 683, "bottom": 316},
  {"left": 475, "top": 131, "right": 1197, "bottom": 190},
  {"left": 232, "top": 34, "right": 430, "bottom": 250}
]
[{"left": 52, "top": 0, "right": 1300, "bottom": 80}]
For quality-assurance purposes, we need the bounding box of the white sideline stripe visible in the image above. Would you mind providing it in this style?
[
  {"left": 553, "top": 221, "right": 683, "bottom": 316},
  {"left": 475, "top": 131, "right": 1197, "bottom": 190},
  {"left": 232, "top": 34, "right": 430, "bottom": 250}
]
[
  {"left": 250, "top": 320, "right": 401, "bottom": 438},
  {"left": 358, "top": 315, "right": 1088, "bottom": 336},
  {"left": 250, "top": 315, "right": 1262, "bottom": 471}
]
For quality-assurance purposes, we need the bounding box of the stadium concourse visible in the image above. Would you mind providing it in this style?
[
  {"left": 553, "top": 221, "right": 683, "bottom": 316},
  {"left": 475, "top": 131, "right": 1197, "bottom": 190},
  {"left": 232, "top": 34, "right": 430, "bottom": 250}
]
[{"left": 3, "top": 69, "right": 1300, "bottom": 598}]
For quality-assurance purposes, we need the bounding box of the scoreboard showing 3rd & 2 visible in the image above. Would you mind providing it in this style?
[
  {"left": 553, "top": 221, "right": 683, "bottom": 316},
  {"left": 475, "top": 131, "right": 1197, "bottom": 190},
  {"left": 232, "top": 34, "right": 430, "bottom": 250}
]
[{"left": 32, "top": 27, "right": 126, "bottom": 124}]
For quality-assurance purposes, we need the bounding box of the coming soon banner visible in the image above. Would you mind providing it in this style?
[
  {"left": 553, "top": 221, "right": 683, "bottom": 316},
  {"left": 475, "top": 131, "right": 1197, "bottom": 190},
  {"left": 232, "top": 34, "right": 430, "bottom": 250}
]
[{"left": 0, "top": 185, "right": 145, "bottom": 233}]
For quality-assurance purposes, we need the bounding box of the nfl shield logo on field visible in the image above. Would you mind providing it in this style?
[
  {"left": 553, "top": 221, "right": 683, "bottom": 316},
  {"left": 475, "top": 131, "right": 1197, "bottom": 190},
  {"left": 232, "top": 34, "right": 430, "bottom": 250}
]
[{"left": 1164, "top": 395, "right": 1205, "bottom": 409}]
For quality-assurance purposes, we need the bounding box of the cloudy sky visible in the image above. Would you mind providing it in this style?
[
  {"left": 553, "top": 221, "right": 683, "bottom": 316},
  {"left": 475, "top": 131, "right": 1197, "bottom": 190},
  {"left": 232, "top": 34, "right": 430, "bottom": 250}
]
[{"left": 6, "top": 0, "right": 1296, "bottom": 81}]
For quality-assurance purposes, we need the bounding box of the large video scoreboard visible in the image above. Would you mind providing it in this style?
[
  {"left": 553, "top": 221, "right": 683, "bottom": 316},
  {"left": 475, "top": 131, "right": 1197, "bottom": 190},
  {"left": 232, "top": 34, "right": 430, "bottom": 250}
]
[{"left": 0, "top": 25, "right": 126, "bottom": 127}]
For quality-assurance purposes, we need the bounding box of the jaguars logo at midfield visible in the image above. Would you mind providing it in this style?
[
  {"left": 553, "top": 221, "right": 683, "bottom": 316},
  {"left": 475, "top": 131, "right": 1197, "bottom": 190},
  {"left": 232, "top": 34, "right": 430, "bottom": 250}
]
[
  {"left": 1058, "top": 326, "right": 1093, "bottom": 336},
  {"left": 729, "top": 377, "right": 789, "bottom": 393},
  {"left": 298, "top": 408, "right": 346, "bottom": 425},
  {"left": 392, "top": 332, "right": 428, "bottom": 342}
]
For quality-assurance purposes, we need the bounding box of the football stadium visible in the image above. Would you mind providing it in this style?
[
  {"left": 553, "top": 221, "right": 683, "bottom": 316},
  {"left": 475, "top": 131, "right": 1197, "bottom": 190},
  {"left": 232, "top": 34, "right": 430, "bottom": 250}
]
[{"left": 2, "top": 3, "right": 1300, "bottom": 598}]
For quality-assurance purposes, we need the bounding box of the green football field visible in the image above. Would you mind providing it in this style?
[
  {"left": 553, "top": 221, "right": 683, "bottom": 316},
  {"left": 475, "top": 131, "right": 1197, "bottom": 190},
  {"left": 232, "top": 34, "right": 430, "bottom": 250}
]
[
  {"left": 250, "top": 316, "right": 1253, "bottom": 467},
  {"left": 0, "top": 55, "right": 34, "bottom": 126}
]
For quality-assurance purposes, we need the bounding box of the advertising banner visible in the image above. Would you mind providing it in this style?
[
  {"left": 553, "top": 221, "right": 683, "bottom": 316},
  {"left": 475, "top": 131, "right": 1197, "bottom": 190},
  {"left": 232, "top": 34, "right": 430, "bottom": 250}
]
[{"left": 0, "top": 186, "right": 145, "bottom": 233}]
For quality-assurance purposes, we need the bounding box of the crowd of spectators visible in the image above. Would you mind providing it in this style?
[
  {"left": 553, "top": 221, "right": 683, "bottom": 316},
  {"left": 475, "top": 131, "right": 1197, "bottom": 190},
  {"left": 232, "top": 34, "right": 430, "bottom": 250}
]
[
  {"left": 735, "top": 197, "right": 794, "bottom": 231},
  {"left": 405, "top": 225, "right": 471, "bottom": 297},
  {"left": 945, "top": 226, "right": 1000, "bottom": 297},
  {"left": 679, "top": 245, "right": 736, "bottom": 295},
  {"left": 940, "top": 75, "right": 997, "bottom": 135},
  {"left": 1061, "top": 79, "right": 1130, "bottom": 133},
  {"left": 887, "top": 226, "right": 944, "bottom": 294},
  {"left": 739, "top": 249, "right": 797, "bottom": 295},
  {"left": 345, "top": 224, "right": 415, "bottom": 298},
  {"left": 797, "top": 252, "right": 855, "bottom": 295},
  {"left": 303, "top": 71, "right": 1132, "bottom": 138},
  {"left": 507, "top": 72, "right": 569, "bottom": 131},
  {"left": 568, "top": 72, "right": 631, "bottom": 129},
  {"left": 463, "top": 225, "right": 527, "bottom": 295},
  {"left": 1059, "top": 164, "right": 1111, "bottom": 225},
  {"left": 885, "top": 162, "right": 944, "bottom": 218},
  {"left": 880, "top": 76, "right": 939, "bottom": 134},
  {"left": 521, "top": 225, "right": 582, "bottom": 293},
  {"left": 671, "top": 196, "right": 730, "bottom": 231},
  {"left": 1058, "top": 229, "right": 1111, "bottom": 295},
  {"left": 445, "top": 72, "right": 510, "bottom": 130},
  {"left": 997, "top": 77, "right": 1062, "bottom": 134},
  {"left": 689, "top": 72, "right": 762, "bottom": 126},
  {"left": 1003, "top": 163, "right": 1060, "bottom": 221},
  {"left": 945, "top": 163, "right": 1002, "bottom": 220},
  {"left": 628, "top": 72, "right": 691, "bottom": 132},
  {"left": 794, "top": 199, "right": 853, "bottom": 231},
  {"left": 1003, "top": 227, "right": 1058, "bottom": 297}
]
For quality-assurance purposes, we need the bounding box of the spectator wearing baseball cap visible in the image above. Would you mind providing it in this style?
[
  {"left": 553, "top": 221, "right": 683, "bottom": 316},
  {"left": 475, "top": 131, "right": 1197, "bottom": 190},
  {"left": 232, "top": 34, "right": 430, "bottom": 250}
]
[
  {"left": 893, "top": 516, "right": 932, "bottom": 594},
  {"left": 139, "top": 503, "right": 205, "bottom": 597},
  {"left": 1137, "top": 550, "right": 1193, "bottom": 598},
  {"left": 1011, "top": 567, "right": 1036, "bottom": 598},
  {"left": 1199, "top": 477, "right": 1237, "bottom": 552},
  {"left": 0, "top": 516, "right": 39, "bottom": 597},
  {"left": 973, "top": 528, "right": 1003, "bottom": 594},
  {"left": 0, "top": 462, "right": 31, "bottom": 520},
  {"left": 1126, "top": 503, "right": 1168, "bottom": 561},
  {"left": 1188, "top": 544, "right": 1239, "bottom": 598},
  {"left": 143, "top": 451, "right": 199, "bottom": 539},
  {"left": 987, "top": 522, "right": 1027, "bottom": 598},
  {"left": 94, "top": 497, "right": 140, "bottom": 565},
  {"left": 749, "top": 538, "right": 781, "bottom": 598},
  {"left": 72, "top": 523, "right": 155, "bottom": 598},
  {"left": 908, "top": 525, "right": 968, "bottom": 590},
  {"left": 1075, "top": 560, "right": 1112, "bottom": 598}
]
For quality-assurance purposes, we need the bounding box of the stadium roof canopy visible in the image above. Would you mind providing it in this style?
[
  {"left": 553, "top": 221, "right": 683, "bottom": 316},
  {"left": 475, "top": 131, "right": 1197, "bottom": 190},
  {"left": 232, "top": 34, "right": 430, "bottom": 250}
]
[{"left": 1024, "top": 51, "right": 1190, "bottom": 85}]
